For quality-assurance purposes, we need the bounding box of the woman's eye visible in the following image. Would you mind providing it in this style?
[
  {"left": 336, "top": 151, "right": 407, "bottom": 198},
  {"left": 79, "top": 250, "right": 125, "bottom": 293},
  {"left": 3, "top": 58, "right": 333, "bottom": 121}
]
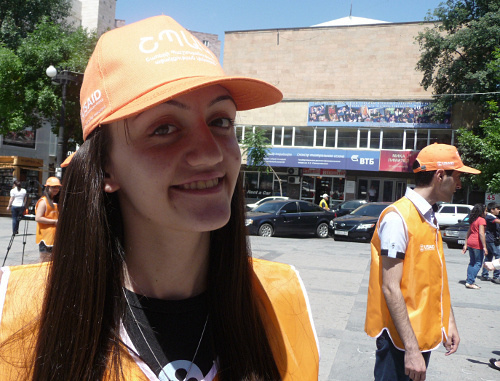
[
  {"left": 152, "top": 124, "right": 176, "bottom": 136},
  {"left": 211, "top": 118, "right": 234, "bottom": 128}
]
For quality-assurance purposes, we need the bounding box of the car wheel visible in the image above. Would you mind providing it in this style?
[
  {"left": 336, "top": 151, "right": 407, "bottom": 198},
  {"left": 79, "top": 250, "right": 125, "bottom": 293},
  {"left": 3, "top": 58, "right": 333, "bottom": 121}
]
[
  {"left": 258, "top": 223, "right": 274, "bottom": 237},
  {"left": 316, "top": 222, "right": 329, "bottom": 238}
]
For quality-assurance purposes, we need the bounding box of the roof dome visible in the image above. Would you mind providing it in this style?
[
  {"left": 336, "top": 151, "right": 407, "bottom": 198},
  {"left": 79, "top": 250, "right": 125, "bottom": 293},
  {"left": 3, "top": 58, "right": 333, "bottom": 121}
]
[{"left": 312, "top": 16, "right": 389, "bottom": 27}]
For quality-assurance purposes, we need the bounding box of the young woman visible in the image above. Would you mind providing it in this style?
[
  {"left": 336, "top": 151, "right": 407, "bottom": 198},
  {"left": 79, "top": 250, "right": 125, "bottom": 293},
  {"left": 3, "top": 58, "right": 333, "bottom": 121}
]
[
  {"left": 462, "top": 203, "right": 488, "bottom": 289},
  {"left": 34, "top": 176, "right": 61, "bottom": 262},
  {"left": 6, "top": 180, "right": 27, "bottom": 234},
  {"left": 0, "top": 16, "right": 319, "bottom": 381}
]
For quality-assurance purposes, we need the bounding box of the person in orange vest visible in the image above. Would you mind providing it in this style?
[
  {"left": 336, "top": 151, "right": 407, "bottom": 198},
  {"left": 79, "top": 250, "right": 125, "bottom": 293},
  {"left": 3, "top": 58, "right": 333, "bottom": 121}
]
[
  {"left": 34, "top": 176, "right": 61, "bottom": 262},
  {"left": 365, "top": 143, "right": 480, "bottom": 381},
  {"left": 0, "top": 16, "right": 319, "bottom": 381}
]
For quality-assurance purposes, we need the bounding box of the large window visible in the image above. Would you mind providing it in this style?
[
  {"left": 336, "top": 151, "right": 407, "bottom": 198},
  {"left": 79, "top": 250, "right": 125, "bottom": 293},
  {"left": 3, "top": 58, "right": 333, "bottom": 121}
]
[
  {"left": 382, "top": 130, "right": 404, "bottom": 149},
  {"left": 337, "top": 128, "right": 357, "bottom": 148},
  {"left": 294, "top": 126, "right": 314, "bottom": 147},
  {"left": 416, "top": 129, "right": 429, "bottom": 150},
  {"left": 283, "top": 127, "right": 293, "bottom": 146}
]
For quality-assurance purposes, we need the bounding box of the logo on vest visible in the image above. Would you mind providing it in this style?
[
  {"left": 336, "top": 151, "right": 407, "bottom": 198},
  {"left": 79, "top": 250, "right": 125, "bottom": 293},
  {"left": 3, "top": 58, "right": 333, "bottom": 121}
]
[{"left": 420, "top": 244, "right": 435, "bottom": 252}]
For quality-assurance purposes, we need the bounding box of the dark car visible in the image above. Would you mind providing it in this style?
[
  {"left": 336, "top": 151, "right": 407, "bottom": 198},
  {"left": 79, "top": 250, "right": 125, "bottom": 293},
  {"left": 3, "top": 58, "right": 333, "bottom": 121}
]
[
  {"left": 441, "top": 214, "right": 470, "bottom": 249},
  {"left": 329, "top": 202, "right": 391, "bottom": 242},
  {"left": 332, "top": 199, "right": 368, "bottom": 218},
  {"left": 245, "top": 200, "right": 336, "bottom": 238}
]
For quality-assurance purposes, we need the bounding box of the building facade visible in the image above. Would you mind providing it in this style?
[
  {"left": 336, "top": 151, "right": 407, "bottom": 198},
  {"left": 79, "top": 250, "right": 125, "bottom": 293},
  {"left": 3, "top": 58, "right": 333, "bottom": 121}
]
[{"left": 223, "top": 18, "right": 476, "bottom": 206}]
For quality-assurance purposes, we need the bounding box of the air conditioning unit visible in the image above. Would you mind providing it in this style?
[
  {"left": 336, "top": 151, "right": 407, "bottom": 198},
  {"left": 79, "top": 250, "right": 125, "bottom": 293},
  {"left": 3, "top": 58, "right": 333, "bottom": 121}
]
[
  {"left": 288, "top": 176, "right": 300, "bottom": 184},
  {"left": 287, "top": 167, "right": 299, "bottom": 175}
]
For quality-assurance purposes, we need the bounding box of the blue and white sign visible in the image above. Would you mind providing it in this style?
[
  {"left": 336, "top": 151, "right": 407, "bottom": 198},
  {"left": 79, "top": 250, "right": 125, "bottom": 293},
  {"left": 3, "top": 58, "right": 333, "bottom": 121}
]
[{"left": 264, "top": 147, "right": 380, "bottom": 171}]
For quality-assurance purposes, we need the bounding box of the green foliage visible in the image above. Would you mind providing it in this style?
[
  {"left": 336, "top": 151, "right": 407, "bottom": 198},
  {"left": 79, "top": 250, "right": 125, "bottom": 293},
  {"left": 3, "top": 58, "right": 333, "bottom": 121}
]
[
  {"left": 0, "top": 0, "right": 71, "bottom": 49},
  {"left": 0, "top": 18, "right": 97, "bottom": 143},
  {"left": 458, "top": 100, "right": 500, "bottom": 192},
  {"left": 241, "top": 129, "right": 271, "bottom": 170},
  {"left": 416, "top": 0, "right": 500, "bottom": 119}
]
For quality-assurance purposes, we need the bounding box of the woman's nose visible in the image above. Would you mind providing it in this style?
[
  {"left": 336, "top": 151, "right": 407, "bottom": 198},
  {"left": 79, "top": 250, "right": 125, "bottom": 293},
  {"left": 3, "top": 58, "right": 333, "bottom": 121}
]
[{"left": 185, "top": 123, "right": 224, "bottom": 167}]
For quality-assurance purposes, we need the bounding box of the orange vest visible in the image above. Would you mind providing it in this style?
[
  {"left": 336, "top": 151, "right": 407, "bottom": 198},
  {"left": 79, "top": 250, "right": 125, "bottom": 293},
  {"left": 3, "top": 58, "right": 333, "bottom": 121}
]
[
  {"left": 0, "top": 259, "right": 319, "bottom": 380},
  {"left": 365, "top": 196, "right": 451, "bottom": 351},
  {"left": 35, "top": 196, "right": 58, "bottom": 246}
]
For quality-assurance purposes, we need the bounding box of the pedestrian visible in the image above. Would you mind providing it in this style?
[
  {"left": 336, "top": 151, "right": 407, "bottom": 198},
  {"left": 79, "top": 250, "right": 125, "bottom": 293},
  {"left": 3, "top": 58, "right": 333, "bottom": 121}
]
[
  {"left": 365, "top": 143, "right": 480, "bottom": 381},
  {"left": 0, "top": 16, "right": 318, "bottom": 381},
  {"left": 35, "top": 176, "right": 61, "bottom": 262},
  {"left": 478, "top": 202, "right": 500, "bottom": 283},
  {"left": 462, "top": 203, "right": 488, "bottom": 289},
  {"left": 319, "top": 193, "right": 330, "bottom": 210},
  {"left": 6, "top": 180, "right": 27, "bottom": 235},
  {"left": 368, "top": 184, "right": 377, "bottom": 202}
]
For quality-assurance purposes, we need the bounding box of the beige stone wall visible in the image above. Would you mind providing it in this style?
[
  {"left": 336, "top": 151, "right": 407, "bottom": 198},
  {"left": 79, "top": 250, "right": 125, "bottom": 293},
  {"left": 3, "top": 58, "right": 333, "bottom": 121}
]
[
  {"left": 224, "top": 22, "right": 435, "bottom": 103},
  {"left": 76, "top": 0, "right": 116, "bottom": 35}
]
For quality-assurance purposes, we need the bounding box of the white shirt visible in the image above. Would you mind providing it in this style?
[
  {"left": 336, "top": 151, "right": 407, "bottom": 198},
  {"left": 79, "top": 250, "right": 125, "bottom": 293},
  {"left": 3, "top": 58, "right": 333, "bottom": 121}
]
[
  {"left": 378, "top": 187, "right": 437, "bottom": 260},
  {"left": 9, "top": 187, "right": 26, "bottom": 207}
]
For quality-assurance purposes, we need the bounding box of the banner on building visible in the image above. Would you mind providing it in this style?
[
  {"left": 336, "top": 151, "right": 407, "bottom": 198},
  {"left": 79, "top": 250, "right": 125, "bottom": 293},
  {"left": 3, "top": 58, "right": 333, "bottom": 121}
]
[
  {"left": 307, "top": 101, "right": 450, "bottom": 128},
  {"left": 264, "top": 147, "right": 380, "bottom": 171},
  {"left": 379, "top": 150, "right": 419, "bottom": 172}
]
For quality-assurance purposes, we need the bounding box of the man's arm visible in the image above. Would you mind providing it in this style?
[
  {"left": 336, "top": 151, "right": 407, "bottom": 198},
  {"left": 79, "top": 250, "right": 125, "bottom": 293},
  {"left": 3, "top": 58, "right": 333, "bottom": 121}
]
[
  {"left": 382, "top": 256, "right": 427, "bottom": 381},
  {"left": 444, "top": 307, "right": 460, "bottom": 355}
]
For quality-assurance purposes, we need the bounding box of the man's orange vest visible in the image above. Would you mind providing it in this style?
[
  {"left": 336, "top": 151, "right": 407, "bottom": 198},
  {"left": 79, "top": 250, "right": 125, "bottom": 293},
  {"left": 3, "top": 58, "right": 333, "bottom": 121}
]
[
  {"left": 0, "top": 258, "right": 319, "bottom": 380},
  {"left": 365, "top": 196, "right": 451, "bottom": 351},
  {"left": 35, "top": 196, "right": 59, "bottom": 246}
]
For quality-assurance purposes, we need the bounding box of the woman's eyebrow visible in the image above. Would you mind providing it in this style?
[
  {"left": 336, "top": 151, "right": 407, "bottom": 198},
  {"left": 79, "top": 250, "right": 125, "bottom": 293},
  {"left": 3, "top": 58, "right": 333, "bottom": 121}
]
[{"left": 208, "top": 95, "right": 237, "bottom": 108}]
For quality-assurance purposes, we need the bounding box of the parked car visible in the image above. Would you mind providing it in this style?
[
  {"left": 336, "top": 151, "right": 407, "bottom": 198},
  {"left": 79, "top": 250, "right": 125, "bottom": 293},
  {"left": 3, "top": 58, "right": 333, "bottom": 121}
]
[
  {"left": 246, "top": 196, "right": 289, "bottom": 211},
  {"left": 329, "top": 202, "right": 391, "bottom": 242},
  {"left": 441, "top": 214, "right": 470, "bottom": 249},
  {"left": 245, "top": 200, "right": 336, "bottom": 238},
  {"left": 331, "top": 199, "right": 368, "bottom": 218},
  {"left": 435, "top": 204, "right": 473, "bottom": 228}
]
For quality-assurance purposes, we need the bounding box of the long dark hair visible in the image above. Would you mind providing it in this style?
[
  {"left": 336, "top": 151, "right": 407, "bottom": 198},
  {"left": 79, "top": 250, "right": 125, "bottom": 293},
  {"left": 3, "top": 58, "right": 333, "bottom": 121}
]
[
  {"left": 469, "top": 203, "right": 486, "bottom": 225},
  {"left": 32, "top": 127, "right": 280, "bottom": 380}
]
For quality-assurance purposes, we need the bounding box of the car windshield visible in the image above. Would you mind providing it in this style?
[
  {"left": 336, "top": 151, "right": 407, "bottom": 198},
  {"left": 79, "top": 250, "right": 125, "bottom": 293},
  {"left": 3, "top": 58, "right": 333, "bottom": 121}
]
[
  {"left": 253, "top": 202, "right": 283, "bottom": 213},
  {"left": 351, "top": 204, "right": 388, "bottom": 217}
]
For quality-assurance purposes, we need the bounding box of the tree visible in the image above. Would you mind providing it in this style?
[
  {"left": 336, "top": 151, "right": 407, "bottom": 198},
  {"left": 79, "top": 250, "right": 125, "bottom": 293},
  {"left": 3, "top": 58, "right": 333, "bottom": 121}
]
[
  {"left": 241, "top": 129, "right": 284, "bottom": 196},
  {"left": 0, "top": 0, "right": 71, "bottom": 49},
  {"left": 456, "top": 49, "right": 500, "bottom": 193},
  {"left": 0, "top": 18, "right": 97, "bottom": 145},
  {"left": 416, "top": 0, "right": 500, "bottom": 118}
]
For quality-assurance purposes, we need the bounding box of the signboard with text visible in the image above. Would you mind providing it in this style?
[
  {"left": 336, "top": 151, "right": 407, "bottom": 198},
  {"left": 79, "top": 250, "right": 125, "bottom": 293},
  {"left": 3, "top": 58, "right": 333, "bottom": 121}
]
[
  {"left": 379, "top": 150, "right": 419, "bottom": 173},
  {"left": 265, "top": 147, "right": 380, "bottom": 171}
]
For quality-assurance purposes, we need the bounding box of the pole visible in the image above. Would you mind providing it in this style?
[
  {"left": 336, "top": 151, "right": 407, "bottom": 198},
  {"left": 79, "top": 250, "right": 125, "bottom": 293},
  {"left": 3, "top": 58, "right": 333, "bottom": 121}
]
[{"left": 57, "top": 79, "right": 67, "bottom": 167}]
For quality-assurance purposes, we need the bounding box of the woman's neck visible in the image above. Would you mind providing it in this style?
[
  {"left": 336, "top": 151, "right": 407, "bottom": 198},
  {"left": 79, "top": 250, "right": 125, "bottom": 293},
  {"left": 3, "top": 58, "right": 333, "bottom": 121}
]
[{"left": 123, "top": 223, "right": 210, "bottom": 300}]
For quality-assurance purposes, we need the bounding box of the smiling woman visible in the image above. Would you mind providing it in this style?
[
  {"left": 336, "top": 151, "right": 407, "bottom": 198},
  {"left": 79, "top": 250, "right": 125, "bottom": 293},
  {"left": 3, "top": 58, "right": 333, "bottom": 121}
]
[{"left": 0, "top": 15, "right": 319, "bottom": 381}]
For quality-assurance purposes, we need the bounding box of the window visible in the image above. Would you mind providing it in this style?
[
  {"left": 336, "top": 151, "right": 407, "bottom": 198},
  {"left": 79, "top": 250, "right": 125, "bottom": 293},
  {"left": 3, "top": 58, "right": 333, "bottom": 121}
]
[
  {"left": 235, "top": 126, "right": 244, "bottom": 143},
  {"left": 337, "top": 128, "right": 357, "bottom": 148},
  {"left": 382, "top": 130, "right": 404, "bottom": 149},
  {"left": 429, "top": 129, "right": 452, "bottom": 145},
  {"left": 325, "top": 128, "right": 336, "bottom": 147},
  {"left": 203, "top": 40, "right": 210, "bottom": 47},
  {"left": 370, "top": 129, "right": 380, "bottom": 149},
  {"left": 439, "top": 206, "right": 455, "bottom": 214},
  {"left": 457, "top": 206, "right": 471, "bottom": 214},
  {"left": 416, "top": 129, "right": 429, "bottom": 150},
  {"left": 316, "top": 128, "right": 326, "bottom": 147},
  {"left": 299, "top": 201, "right": 323, "bottom": 213},
  {"left": 405, "top": 130, "right": 416, "bottom": 150},
  {"left": 255, "top": 126, "right": 272, "bottom": 145},
  {"left": 294, "top": 126, "right": 314, "bottom": 147},
  {"left": 274, "top": 127, "right": 283, "bottom": 145},
  {"left": 281, "top": 202, "right": 298, "bottom": 213},
  {"left": 359, "top": 129, "right": 369, "bottom": 148},
  {"left": 283, "top": 127, "right": 293, "bottom": 146}
]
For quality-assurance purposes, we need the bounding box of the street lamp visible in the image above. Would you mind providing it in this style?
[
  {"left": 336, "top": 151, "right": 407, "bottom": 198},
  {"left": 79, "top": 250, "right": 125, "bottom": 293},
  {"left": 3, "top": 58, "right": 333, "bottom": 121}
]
[{"left": 46, "top": 65, "right": 83, "bottom": 167}]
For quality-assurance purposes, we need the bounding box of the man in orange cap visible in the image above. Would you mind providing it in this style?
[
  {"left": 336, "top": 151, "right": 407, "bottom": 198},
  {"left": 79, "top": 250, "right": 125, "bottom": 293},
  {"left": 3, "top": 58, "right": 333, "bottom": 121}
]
[{"left": 365, "top": 143, "right": 480, "bottom": 381}]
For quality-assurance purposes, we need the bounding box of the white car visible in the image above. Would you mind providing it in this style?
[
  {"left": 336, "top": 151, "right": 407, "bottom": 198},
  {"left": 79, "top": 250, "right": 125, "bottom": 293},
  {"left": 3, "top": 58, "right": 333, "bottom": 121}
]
[
  {"left": 435, "top": 204, "right": 473, "bottom": 227},
  {"left": 246, "top": 196, "right": 289, "bottom": 211}
]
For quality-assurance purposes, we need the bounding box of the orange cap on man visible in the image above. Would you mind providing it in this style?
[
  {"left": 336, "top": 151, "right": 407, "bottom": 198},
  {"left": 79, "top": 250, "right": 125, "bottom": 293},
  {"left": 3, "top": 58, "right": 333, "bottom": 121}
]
[{"left": 413, "top": 143, "right": 480, "bottom": 174}]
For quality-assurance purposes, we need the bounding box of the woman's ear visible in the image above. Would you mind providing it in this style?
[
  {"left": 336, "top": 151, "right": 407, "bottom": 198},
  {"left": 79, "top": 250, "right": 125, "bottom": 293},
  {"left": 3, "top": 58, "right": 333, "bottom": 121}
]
[{"left": 103, "top": 170, "right": 120, "bottom": 193}]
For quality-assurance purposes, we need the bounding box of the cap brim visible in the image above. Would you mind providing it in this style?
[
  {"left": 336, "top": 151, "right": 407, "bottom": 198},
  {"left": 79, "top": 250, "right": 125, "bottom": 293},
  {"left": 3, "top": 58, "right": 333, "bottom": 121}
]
[
  {"left": 100, "top": 76, "right": 283, "bottom": 127},
  {"left": 455, "top": 165, "right": 481, "bottom": 175}
]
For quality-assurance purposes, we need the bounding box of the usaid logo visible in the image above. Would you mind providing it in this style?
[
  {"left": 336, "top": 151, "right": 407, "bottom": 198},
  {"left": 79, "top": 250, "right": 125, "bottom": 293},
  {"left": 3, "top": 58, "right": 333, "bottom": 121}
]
[
  {"left": 420, "top": 244, "right": 435, "bottom": 252},
  {"left": 437, "top": 161, "right": 455, "bottom": 167},
  {"left": 80, "top": 89, "right": 102, "bottom": 118},
  {"left": 139, "top": 29, "right": 211, "bottom": 55}
]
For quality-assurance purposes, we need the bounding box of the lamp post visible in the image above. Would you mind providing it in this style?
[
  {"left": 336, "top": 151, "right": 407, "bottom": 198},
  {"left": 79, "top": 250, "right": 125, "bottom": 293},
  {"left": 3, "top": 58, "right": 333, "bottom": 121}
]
[{"left": 46, "top": 65, "right": 83, "bottom": 167}]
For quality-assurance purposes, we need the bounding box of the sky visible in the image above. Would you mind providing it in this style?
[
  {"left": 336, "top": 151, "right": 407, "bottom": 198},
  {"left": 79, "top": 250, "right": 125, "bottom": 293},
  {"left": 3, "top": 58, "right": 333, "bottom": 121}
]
[{"left": 115, "top": 0, "right": 444, "bottom": 40}]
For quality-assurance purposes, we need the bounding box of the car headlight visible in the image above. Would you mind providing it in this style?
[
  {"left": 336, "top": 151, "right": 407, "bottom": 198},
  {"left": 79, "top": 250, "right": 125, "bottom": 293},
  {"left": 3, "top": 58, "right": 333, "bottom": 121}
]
[
  {"left": 443, "top": 230, "right": 459, "bottom": 237},
  {"left": 356, "top": 223, "right": 375, "bottom": 230},
  {"left": 245, "top": 218, "right": 253, "bottom": 226},
  {"left": 330, "top": 220, "right": 335, "bottom": 227}
]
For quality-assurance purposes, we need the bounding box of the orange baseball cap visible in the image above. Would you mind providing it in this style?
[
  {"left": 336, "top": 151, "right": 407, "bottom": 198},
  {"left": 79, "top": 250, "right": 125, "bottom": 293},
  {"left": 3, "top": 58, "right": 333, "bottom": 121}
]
[
  {"left": 45, "top": 177, "right": 62, "bottom": 187},
  {"left": 413, "top": 143, "right": 480, "bottom": 174},
  {"left": 79, "top": 15, "right": 283, "bottom": 140}
]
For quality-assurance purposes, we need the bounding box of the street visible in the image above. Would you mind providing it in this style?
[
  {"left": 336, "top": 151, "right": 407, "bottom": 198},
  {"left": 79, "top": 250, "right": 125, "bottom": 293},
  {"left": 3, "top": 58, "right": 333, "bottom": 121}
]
[{"left": 1, "top": 216, "right": 500, "bottom": 380}]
